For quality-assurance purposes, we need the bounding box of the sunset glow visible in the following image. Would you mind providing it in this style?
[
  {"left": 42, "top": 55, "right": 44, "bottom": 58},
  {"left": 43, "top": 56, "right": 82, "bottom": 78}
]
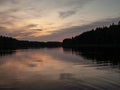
[{"left": 0, "top": 0, "right": 120, "bottom": 41}]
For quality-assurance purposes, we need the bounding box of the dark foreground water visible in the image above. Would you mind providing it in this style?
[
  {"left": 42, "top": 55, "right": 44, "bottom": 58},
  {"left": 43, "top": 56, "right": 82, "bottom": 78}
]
[{"left": 0, "top": 48, "right": 120, "bottom": 90}]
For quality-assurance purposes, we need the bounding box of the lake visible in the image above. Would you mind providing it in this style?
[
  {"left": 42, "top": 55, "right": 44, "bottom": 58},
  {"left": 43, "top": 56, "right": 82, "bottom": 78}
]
[{"left": 0, "top": 48, "right": 120, "bottom": 90}]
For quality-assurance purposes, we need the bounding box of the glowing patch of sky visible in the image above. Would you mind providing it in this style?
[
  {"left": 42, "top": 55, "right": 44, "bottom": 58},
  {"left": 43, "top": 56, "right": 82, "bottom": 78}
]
[{"left": 0, "top": 0, "right": 120, "bottom": 41}]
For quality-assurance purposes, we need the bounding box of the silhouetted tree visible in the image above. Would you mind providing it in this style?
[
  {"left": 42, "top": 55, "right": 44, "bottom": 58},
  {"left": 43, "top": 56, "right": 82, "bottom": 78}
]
[
  {"left": 118, "top": 21, "right": 120, "bottom": 25},
  {"left": 0, "top": 36, "right": 61, "bottom": 50},
  {"left": 63, "top": 21, "right": 120, "bottom": 48}
]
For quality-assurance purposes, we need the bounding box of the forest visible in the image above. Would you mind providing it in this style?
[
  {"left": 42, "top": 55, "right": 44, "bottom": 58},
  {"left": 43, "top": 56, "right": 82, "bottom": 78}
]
[
  {"left": 0, "top": 36, "right": 61, "bottom": 50},
  {"left": 63, "top": 21, "right": 120, "bottom": 48}
]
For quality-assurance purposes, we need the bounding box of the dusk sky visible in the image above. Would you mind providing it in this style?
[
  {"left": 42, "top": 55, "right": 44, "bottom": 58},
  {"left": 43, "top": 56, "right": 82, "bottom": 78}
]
[{"left": 0, "top": 0, "right": 120, "bottom": 41}]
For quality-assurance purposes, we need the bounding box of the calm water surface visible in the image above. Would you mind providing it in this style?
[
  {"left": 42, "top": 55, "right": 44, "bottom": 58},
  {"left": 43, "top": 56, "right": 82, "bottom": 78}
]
[{"left": 0, "top": 48, "right": 120, "bottom": 90}]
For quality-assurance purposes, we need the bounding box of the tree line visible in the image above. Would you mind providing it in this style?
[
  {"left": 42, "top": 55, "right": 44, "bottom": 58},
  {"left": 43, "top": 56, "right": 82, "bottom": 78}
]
[
  {"left": 0, "top": 36, "right": 61, "bottom": 50},
  {"left": 1, "top": 21, "right": 120, "bottom": 49},
  {"left": 63, "top": 21, "right": 120, "bottom": 48}
]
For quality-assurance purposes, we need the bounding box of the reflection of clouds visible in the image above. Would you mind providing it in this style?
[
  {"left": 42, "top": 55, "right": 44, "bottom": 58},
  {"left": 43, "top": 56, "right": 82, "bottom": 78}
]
[
  {"left": 66, "top": 48, "right": 120, "bottom": 70},
  {"left": 0, "top": 50, "right": 43, "bottom": 67},
  {"left": 0, "top": 49, "right": 120, "bottom": 90}
]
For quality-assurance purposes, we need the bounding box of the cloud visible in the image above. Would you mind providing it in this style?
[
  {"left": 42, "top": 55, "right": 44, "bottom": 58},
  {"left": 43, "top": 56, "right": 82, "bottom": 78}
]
[
  {"left": 59, "top": 10, "right": 77, "bottom": 19},
  {"left": 0, "top": 26, "right": 7, "bottom": 30},
  {"left": 39, "top": 0, "right": 94, "bottom": 9},
  {"left": 7, "top": 30, "right": 35, "bottom": 39},
  {"left": 1, "top": 0, "right": 119, "bottom": 41},
  {"left": 25, "top": 24, "right": 38, "bottom": 28},
  {"left": 0, "top": 24, "right": 39, "bottom": 39},
  {"left": 29, "top": 17, "right": 120, "bottom": 41},
  {"left": 0, "top": 22, "right": 43, "bottom": 39},
  {"left": 0, "top": 9, "right": 23, "bottom": 26},
  {"left": 0, "top": 0, "right": 18, "bottom": 5},
  {"left": 1, "top": 17, "right": 119, "bottom": 41},
  {"left": 8, "top": 28, "right": 44, "bottom": 39},
  {"left": 0, "top": 0, "right": 94, "bottom": 17},
  {"left": 0, "top": 26, "right": 9, "bottom": 35},
  {"left": 31, "top": 29, "right": 43, "bottom": 31},
  {"left": 0, "top": 0, "right": 12, "bottom": 4},
  {"left": 0, "top": 0, "right": 94, "bottom": 26}
]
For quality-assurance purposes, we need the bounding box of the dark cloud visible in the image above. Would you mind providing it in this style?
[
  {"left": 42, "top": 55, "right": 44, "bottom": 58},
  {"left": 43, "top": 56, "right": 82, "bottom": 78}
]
[
  {"left": 25, "top": 24, "right": 38, "bottom": 28},
  {"left": 31, "top": 29, "right": 43, "bottom": 31},
  {"left": 59, "top": 10, "right": 77, "bottom": 19}
]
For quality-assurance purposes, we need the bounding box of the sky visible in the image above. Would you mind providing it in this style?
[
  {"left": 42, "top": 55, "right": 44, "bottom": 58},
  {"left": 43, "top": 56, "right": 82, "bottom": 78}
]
[{"left": 0, "top": 0, "right": 120, "bottom": 41}]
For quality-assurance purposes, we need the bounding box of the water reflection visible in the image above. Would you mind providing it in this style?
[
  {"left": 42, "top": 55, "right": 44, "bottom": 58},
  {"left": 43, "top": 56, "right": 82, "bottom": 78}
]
[
  {"left": 63, "top": 48, "right": 120, "bottom": 69},
  {"left": 0, "top": 50, "right": 16, "bottom": 57},
  {"left": 0, "top": 48, "right": 120, "bottom": 90}
]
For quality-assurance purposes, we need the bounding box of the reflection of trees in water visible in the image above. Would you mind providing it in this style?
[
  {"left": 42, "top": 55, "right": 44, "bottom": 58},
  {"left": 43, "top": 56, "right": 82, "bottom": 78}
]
[
  {"left": 0, "top": 50, "right": 16, "bottom": 66},
  {"left": 63, "top": 48, "right": 120, "bottom": 68},
  {"left": 0, "top": 50, "right": 16, "bottom": 57}
]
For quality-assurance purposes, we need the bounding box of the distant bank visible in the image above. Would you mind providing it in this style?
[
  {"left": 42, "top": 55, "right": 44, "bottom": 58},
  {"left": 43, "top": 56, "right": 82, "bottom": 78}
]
[
  {"left": 63, "top": 21, "right": 120, "bottom": 48},
  {"left": 0, "top": 36, "right": 61, "bottom": 50},
  {"left": 0, "top": 21, "right": 120, "bottom": 50}
]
